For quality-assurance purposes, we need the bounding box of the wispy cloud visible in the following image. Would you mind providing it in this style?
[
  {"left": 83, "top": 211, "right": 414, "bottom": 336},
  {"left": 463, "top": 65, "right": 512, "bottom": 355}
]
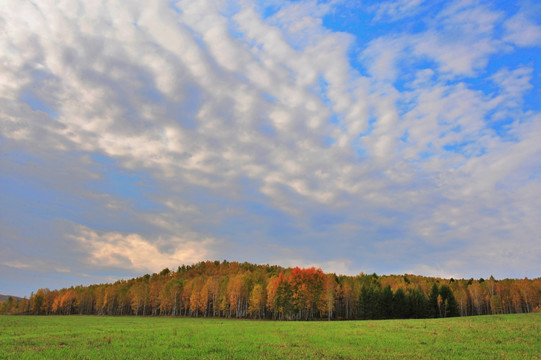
[
  {"left": 2, "top": 261, "right": 32, "bottom": 269},
  {"left": 504, "top": 12, "right": 541, "bottom": 47}
]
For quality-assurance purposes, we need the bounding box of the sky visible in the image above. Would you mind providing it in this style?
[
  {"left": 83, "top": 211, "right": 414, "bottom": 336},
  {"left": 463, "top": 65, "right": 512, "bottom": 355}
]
[{"left": 1, "top": 0, "right": 540, "bottom": 297}]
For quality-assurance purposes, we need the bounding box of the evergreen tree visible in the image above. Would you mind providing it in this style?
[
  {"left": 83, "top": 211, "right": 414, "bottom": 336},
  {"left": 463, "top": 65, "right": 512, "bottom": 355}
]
[
  {"left": 392, "top": 288, "right": 408, "bottom": 319},
  {"left": 381, "top": 286, "right": 394, "bottom": 319},
  {"left": 359, "top": 286, "right": 381, "bottom": 320},
  {"left": 358, "top": 286, "right": 369, "bottom": 320},
  {"left": 439, "top": 285, "right": 459, "bottom": 317},
  {"left": 407, "top": 288, "right": 428, "bottom": 318},
  {"left": 428, "top": 283, "right": 440, "bottom": 318}
]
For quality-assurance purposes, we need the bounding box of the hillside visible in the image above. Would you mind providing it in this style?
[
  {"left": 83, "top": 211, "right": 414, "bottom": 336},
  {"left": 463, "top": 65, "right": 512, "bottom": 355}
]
[
  {"left": 0, "top": 295, "right": 22, "bottom": 302},
  {"left": 2, "top": 261, "right": 540, "bottom": 319}
]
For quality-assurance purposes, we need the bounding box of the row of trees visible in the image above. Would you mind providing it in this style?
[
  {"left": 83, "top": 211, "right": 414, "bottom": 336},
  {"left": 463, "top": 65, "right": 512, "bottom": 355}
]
[{"left": 2, "top": 261, "right": 540, "bottom": 319}]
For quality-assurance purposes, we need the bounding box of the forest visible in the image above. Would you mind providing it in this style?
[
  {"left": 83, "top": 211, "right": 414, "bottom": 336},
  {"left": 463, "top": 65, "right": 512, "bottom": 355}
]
[{"left": 2, "top": 261, "right": 540, "bottom": 320}]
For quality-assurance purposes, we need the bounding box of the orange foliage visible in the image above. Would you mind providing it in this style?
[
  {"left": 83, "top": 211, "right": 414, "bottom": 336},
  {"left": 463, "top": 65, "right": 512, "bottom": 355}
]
[{"left": 7, "top": 261, "right": 540, "bottom": 320}]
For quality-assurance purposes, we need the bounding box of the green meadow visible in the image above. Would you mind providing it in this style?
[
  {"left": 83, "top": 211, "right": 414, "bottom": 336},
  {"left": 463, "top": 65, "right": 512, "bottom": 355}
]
[{"left": 0, "top": 314, "right": 539, "bottom": 359}]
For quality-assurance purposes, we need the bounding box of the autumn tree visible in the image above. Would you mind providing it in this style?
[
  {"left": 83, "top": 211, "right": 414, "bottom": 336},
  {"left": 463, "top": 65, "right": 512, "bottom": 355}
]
[
  {"left": 130, "top": 280, "right": 149, "bottom": 316},
  {"left": 10, "top": 260, "right": 540, "bottom": 320},
  {"left": 324, "top": 274, "right": 337, "bottom": 320},
  {"left": 274, "top": 273, "right": 293, "bottom": 319},
  {"left": 248, "top": 284, "right": 265, "bottom": 318}
]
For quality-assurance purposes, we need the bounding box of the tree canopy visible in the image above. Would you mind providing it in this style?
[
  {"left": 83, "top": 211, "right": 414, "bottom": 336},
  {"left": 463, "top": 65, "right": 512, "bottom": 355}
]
[{"left": 2, "top": 261, "right": 539, "bottom": 320}]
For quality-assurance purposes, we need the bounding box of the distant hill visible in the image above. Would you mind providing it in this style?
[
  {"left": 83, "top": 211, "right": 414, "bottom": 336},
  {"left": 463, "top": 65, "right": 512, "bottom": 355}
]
[{"left": 0, "top": 294, "right": 23, "bottom": 302}]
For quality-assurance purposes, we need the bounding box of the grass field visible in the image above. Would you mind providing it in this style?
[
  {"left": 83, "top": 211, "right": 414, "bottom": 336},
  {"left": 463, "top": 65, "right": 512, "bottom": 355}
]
[{"left": 0, "top": 314, "right": 539, "bottom": 359}]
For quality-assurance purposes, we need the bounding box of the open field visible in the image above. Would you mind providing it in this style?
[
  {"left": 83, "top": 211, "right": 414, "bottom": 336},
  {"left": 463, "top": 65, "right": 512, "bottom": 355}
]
[{"left": 0, "top": 314, "right": 539, "bottom": 359}]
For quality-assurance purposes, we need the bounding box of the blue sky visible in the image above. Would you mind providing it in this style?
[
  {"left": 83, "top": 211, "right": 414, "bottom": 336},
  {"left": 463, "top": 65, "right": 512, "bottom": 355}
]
[{"left": 1, "top": 0, "right": 540, "bottom": 297}]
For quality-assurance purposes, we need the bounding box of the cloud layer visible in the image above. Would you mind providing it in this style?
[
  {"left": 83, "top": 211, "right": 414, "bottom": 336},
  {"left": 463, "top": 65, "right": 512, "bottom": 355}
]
[{"left": 1, "top": 0, "right": 540, "bottom": 296}]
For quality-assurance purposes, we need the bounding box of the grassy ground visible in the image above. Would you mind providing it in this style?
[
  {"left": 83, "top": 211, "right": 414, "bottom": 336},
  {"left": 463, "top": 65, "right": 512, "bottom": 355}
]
[{"left": 0, "top": 314, "right": 539, "bottom": 359}]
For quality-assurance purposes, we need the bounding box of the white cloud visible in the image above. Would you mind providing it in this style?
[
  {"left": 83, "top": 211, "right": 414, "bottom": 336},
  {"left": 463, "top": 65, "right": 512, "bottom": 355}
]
[
  {"left": 406, "top": 263, "right": 460, "bottom": 280},
  {"left": 490, "top": 66, "right": 533, "bottom": 110},
  {"left": 504, "top": 13, "right": 541, "bottom": 47},
  {"left": 0, "top": 0, "right": 540, "bottom": 285},
  {"left": 2, "top": 261, "right": 32, "bottom": 269},
  {"left": 1, "top": 0, "right": 364, "bottom": 207},
  {"left": 363, "top": 1, "right": 506, "bottom": 78},
  {"left": 71, "top": 225, "right": 216, "bottom": 273},
  {"left": 361, "top": 36, "right": 406, "bottom": 82},
  {"left": 372, "top": 0, "right": 427, "bottom": 22}
]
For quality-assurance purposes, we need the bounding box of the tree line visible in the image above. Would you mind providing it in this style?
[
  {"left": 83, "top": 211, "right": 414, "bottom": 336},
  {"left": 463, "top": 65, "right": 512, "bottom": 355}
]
[{"left": 2, "top": 261, "right": 540, "bottom": 320}]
